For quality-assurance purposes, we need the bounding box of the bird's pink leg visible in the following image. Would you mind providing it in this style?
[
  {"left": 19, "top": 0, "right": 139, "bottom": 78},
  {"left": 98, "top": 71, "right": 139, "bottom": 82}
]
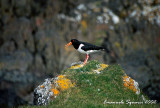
[{"left": 83, "top": 54, "right": 89, "bottom": 65}]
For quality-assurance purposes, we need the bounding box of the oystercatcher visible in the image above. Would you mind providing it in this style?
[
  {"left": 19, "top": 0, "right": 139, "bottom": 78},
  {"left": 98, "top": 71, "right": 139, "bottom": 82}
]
[{"left": 65, "top": 39, "right": 106, "bottom": 65}]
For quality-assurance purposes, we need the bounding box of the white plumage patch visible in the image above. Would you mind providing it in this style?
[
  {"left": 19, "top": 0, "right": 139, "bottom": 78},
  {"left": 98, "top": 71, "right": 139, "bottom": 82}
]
[
  {"left": 77, "top": 44, "right": 100, "bottom": 54},
  {"left": 77, "top": 44, "right": 86, "bottom": 54},
  {"left": 86, "top": 50, "right": 99, "bottom": 54}
]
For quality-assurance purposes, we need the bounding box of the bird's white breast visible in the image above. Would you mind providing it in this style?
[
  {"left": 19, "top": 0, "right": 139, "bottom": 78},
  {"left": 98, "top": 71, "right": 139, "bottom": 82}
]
[{"left": 77, "top": 44, "right": 87, "bottom": 54}]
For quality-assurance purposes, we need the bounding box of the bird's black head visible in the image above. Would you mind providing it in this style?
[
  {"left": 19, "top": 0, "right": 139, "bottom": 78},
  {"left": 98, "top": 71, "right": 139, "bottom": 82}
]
[
  {"left": 71, "top": 39, "right": 80, "bottom": 49},
  {"left": 71, "top": 39, "right": 79, "bottom": 43},
  {"left": 65, "top": 39, "right": 81, "bottom": 49}
]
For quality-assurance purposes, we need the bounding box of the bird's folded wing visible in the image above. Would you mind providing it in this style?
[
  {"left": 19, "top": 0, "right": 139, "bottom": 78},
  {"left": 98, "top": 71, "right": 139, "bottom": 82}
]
[{"left": 81, "top": 42, "right": 104, "bottom": 51}]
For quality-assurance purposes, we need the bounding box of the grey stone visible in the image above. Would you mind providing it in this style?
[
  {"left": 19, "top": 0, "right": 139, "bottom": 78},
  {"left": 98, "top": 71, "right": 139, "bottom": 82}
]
[{"left": 0, "top": 49, "right": 33, "bottom": 71}]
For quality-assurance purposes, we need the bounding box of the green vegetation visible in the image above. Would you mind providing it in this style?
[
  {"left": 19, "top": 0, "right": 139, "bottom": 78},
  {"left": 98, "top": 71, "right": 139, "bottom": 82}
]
[{"left": 21, "top": 60, "right": 158, "bottom": 108}]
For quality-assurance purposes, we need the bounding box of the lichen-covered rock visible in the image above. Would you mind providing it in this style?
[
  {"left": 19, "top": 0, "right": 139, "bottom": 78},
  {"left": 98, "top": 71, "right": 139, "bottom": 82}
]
[
  {"left": 34, "top": 78, "right": 53, "bottom": 105},
  {"left": 34, "top": 75, "right": 75, "bottom": 105},
  {"left": 123, "top": 74, "right": 140, "bottom": 95}
]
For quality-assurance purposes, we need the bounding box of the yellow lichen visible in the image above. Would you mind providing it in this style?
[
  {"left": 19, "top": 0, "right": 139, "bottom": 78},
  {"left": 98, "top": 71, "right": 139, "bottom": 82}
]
[
  {"left": 97, "top": 64, "right": 109, "bottom": 71},
  {"left": 81, "top": 20, "right": 87, "bottom": 30},
  {"left": 56, "top": 75, "right": 74, "bottom": 91},
  {"left": 0, "top": 62, "right": 4, "bottom": 69},
  {"left": 49, "top": 75, "right": 75, "bottom": 98},
  {"left": 70, "top": 64, "right": 83, "bottom": 69},
  {"left": 115, "top": 42, "right": 121, "bottom": 48},
  {"left": 58, "top": 75, "right": 64, "bottom": 79}
]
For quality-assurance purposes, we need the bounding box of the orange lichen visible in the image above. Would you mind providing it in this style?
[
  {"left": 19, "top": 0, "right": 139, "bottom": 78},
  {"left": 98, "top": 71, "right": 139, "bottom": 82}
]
[
  {"left": 58, "top": 75, "right": 64, "bottom": 79},
  {"left": 40, "top": 85, "right": 44, "bottom": 88},
  {"left": 123, "top": 75, "right": 139, "bottom": 94},
  {"left": 52, "top": 89, "right": 59, "bottom": 95},
  {"left": 124, "top": 82, "right": 128, "bottom": 87}
]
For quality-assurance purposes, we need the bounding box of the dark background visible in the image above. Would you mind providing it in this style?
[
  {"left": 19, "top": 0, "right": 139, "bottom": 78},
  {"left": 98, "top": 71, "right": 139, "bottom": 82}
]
[{"left": 0, "top": 0, "right": 160, "bottom": 107}]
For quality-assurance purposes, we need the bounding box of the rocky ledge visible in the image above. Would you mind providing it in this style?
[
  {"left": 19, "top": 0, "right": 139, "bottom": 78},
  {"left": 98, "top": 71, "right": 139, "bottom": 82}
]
[{"left": 33, "top": 61, "right": 156, "bottom": 107}]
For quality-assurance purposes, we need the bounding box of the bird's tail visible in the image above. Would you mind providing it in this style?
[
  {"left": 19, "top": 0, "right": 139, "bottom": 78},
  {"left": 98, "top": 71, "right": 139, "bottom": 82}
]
[{"left": 101, "top": 47, "right": 110, "bottom": 53}]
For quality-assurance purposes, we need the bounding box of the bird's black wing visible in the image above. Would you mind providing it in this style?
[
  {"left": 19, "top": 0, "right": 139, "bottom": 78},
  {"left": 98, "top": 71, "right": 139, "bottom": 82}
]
[{"left": 81, "top": 42, "right": 104, "bottom": 51}]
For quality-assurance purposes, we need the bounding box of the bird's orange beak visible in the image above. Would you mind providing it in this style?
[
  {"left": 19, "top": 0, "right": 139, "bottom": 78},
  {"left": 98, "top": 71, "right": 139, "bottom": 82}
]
[{"left": 65, "top": 42, "right": 72, "bottom": 48}]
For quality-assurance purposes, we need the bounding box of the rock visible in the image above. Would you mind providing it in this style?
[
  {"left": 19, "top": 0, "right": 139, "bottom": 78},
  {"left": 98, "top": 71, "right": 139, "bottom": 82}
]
[
  {"left": 0, "top": 88, "right": 26, "bottom": 107},
  {"left": 0, "top": 69, "right": 45, "bottom": 107},
  {"left": 0, "top": 49, "right": 33, "bottom": 71},
  {"left": 34, "top": 54, "right": 46, "bottom": 72},
  {"left": 0, "top": 41, "right": 16, "bottom": 56},
  {"left": 2, "top": 17, "right": 34, "bottom": 52}
]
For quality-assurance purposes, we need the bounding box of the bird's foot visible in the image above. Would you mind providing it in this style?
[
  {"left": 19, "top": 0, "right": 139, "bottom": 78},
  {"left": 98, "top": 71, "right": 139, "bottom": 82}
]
[{"left": 83, "top": 62, "right": 87, "bottom": 65}]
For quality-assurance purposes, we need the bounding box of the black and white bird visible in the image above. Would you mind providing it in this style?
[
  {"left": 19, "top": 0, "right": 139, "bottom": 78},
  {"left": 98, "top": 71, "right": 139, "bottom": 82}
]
[{"left": 65, "top": 39, "right": 107, "bottom": 65}]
